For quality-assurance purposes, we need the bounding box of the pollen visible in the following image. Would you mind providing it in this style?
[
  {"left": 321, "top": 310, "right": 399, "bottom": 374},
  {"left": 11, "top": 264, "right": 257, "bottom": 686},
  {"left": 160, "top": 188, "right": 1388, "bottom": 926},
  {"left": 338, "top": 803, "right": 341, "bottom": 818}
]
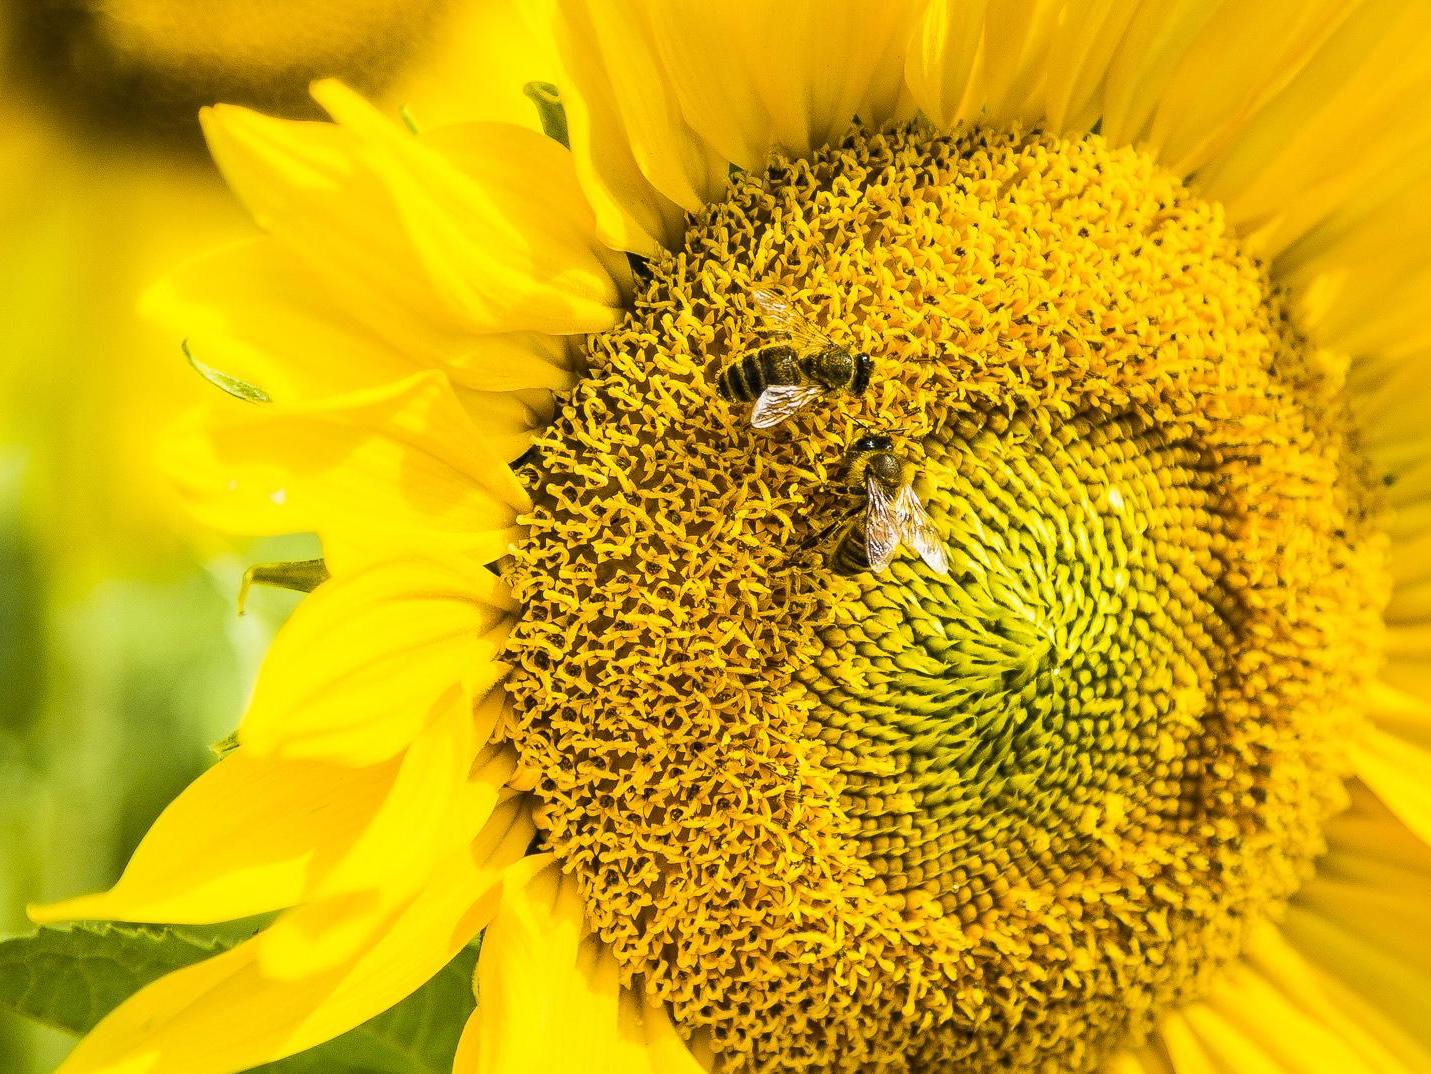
[{"left": 500, "top": 125, "right": 1389, "bottom": 1073}]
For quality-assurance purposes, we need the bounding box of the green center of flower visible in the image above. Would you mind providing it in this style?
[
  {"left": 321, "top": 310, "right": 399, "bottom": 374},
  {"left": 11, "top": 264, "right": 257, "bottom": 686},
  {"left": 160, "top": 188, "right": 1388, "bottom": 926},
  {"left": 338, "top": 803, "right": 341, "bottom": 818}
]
[
  {"left": 502, "top": 124, "right": 1389, "bottom": 1073},
  {"left": 816, "top": 410, "right": 1234, "bottom": 913}
]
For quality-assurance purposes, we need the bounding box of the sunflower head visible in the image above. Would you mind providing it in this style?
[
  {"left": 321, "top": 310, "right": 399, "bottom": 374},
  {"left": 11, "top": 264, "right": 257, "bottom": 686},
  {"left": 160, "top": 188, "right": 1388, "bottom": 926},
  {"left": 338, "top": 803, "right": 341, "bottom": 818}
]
[
  {"left": 503, "top": 121, "right": 1389, "bottom": 1071},
  {"left": 28, "top": 5, "right": 1431, "bottom": 1074}
]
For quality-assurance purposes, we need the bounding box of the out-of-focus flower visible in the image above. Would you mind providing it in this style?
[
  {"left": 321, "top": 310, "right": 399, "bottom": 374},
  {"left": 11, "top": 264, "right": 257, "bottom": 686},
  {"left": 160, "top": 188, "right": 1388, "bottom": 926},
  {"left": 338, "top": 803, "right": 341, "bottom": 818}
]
[
  {"left": 0, "top": 0, "right": 561, "bottom": 579},
  {"left": 32, "top": 3, "right": 1431, "bottom": 1073},
  {"left": 0, "top": 4, "right": 561, "bottom": 1070}
]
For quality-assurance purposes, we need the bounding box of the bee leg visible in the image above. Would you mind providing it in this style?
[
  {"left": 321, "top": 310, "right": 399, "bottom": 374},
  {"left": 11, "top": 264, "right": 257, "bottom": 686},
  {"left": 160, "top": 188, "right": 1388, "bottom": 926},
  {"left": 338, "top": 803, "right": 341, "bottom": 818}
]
[{"left": 794, "top": 509, "right": 859, "bottom": 554}]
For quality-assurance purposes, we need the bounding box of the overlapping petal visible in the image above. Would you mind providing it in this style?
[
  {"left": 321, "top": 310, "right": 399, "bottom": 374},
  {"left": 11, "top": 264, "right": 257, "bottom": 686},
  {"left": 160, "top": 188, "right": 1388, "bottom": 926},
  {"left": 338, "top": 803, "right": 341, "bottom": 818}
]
[
  {"left": 29, "top": 751, "right": 398, "bottom": 925},
  {"left": 1279, "top": 782, "right": 1431, "bottom": 1066},
  {"left": 1112, "top": 1, "right": 1357, "bottom": 177},
  {"left": 557, "top": 0, "right": 921, "bottom": 255},
  {"left": 149, "top": 239, "right": 578, "bottom": 402},
  {"left": 237, "top": 556, "right": 514, "bottom": 764},
  {"left": 1116, "top": 0, "right": 1431, "bottom": 363},
  {"left": 1351, "top": 690, "right": 1431, "bottom": 851},
  {"left": 1114, "top": 782, "right": 1431, "bottom": 1074},
  {"left": 203, "top": 81, "right": 625, "bottom": 339},
  {"left": 30, "top": 685, "right": 512, "bottom": 939},
  {"left": 167, "top": 370, "right": 528, "bottom": 560},
  {"left": 311, "top": 81, "right": 630, "bottom": 328},
  {"left": 53, "top": 796, "right": 534, "bottom": 1074},
  {"left": 1195, "top": 1, "right": 1431, "bottom": 256},
  {"left": 253, "top": 736, "right": 515, "bottom": 981},
  {"left": 1106, "top": 1048, "right": 1176, "bottom": 1074},
  {"left": 455, "top": 854, "right": 709, "bottom": 1074},
  {"left": 1337, "top": 361, "right": 1431, "bottom": 843},
  {"left": 556, "top": 0, "right": 727, "bottom": 254},
  {"left": 645, "top": 0, "right": 920, "bottom": 169},
  {"left": 1276, "top": 171, "right": 1431, "bottom": 359},
  {"left": 909, "top": 0, "right": 1140, "bottom": 131}
]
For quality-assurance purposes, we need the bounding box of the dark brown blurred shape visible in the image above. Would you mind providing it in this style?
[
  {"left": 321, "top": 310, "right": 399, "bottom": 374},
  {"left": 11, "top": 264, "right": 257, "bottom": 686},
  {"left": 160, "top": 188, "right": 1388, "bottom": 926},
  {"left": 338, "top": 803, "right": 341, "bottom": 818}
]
[{"left": 6, "top": 0, "right": 452, "bottom": 148}]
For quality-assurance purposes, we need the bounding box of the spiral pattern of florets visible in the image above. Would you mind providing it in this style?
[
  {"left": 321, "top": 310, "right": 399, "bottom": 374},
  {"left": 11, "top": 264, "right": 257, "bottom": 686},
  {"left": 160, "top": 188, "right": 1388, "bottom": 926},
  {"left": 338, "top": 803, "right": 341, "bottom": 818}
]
[{"left": 502, "top": 124, "right": 1388, "bottom": 1073}]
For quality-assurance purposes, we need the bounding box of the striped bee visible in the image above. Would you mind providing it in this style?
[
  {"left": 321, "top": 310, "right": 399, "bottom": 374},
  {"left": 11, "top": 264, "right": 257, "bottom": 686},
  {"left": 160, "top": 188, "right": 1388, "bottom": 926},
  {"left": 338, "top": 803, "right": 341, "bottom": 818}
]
[
  {"left": 825, "top": 434, "right": 949, "bottom": 577},
  {"left": 716, "top": 287, "right": 872, "bottom": 428}
]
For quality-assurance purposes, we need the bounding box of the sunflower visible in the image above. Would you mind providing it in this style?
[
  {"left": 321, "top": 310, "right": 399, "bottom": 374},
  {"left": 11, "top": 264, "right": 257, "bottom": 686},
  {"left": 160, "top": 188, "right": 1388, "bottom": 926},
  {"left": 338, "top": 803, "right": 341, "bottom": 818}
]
[{"left": 32, "top": 2, "right": 1431, "bottom": 1072}]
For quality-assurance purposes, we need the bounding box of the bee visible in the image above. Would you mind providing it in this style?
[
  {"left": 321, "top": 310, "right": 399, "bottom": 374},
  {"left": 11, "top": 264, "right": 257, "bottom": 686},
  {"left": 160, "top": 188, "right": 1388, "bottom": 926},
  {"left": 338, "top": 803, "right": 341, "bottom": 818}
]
[
  {"left": 823, "top": 434, "right": 949, "bottom": 577},
  {"left": 716, "top": 287, "right": 873, "bottom": 428}
]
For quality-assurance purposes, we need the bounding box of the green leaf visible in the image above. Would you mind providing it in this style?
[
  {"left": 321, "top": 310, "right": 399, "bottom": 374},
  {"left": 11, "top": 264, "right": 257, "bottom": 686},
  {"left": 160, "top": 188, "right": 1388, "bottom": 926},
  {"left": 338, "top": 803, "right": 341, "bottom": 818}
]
[
  {"left": 0, "top": 923, "right": 479, "bottom": 1074},
  {"left": 0, "top": 923, "right": 236, "bottom": 1036}
]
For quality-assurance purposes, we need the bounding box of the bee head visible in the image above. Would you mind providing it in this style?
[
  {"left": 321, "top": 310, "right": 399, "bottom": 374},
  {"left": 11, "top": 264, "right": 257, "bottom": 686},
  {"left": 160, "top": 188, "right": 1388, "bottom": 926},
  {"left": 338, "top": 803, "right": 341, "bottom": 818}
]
[{"left": 849, "top": 433, "right": 894, "bottom": 456}]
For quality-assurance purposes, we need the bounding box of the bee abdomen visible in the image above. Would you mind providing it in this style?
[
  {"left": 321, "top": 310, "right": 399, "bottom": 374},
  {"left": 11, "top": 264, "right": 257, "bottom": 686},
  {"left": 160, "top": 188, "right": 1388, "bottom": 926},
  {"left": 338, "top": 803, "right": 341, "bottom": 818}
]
[
  {"left": 717, "top": 345, "right": 798, "bottom": 401},
  {"left": 831, "top": 520, "right": 871, "bottom": 576},
  {"left": 716, "top": 355, "right": 765, "bottom": 402}
]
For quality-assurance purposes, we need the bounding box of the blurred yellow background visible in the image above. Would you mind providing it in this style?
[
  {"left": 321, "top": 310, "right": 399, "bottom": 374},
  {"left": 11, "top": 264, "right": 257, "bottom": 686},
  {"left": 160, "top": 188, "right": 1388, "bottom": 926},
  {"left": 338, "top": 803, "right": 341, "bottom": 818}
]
[{"left": 0, "top": 3, "right": 558, "bottom": 1068}]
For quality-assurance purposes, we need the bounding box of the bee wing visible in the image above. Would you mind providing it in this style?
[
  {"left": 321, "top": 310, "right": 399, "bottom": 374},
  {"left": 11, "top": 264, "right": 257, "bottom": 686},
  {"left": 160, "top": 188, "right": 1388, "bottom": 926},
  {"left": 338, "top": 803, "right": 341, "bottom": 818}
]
[
  {"left": 863, "top": 474, "right": 902, "bottom": 573},
  {"left": 751, "top": 384, "right": 825, "bottom": 428},
  {"left": 895, "top": 484, "right": 949, "bottom": 575},
  {"left": 751, "top": 287, "right": 836, "bottom": 352}
]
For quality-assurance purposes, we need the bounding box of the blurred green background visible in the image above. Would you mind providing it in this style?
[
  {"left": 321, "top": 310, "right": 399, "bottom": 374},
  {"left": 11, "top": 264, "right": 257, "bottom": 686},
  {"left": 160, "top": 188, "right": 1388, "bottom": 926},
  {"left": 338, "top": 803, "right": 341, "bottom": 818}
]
[
  {"left": 0, "top": 476, "right": 297, "bottom": 1072},
  {"left": 0, "top": 2, "right": 559, "bottom": 1069}
]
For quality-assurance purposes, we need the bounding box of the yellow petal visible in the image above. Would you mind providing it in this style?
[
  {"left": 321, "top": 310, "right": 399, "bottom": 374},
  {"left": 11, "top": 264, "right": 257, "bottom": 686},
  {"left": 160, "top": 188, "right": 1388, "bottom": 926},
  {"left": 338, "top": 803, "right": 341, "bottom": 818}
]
[
  {"left": 1273, "top": 780, "right": 1431, "bottom": 1068},
  {"left": 313, "top": 81, "right": 627, "bottom": 332},
  {"left": 453, "top": 385, "right": 553, "bottom": 465},
  {"left": 148, "top": 239, "right": 579, "bottom": 401},
  {"left": 907, "top": 0, "right": 1061, "bottom": 129},
  {"left": 1033, "top": 0, "right": 1146, "bottom": 134},
  {"left": 1347, "top": 354, "right": 1431, "bottom": 472},
  {"left": 555, "top": 0, "right": 715, "bottom": 255},
  {"left": 1105, "top": 1043, "right": 1177, "bottom": 1074},
  {"left": 555, "top": 0, "right": 922, "bottom": 253},
  {"left": 1122, "top": 2, "right": 1358, "bottom": 177},
  {"left": 1198, "top": 2, "right": 1431, "bottom": 256},
  {"left": 1346, "top": 392, "right": 1431, "bottom": 845},
  {"left": 55, "top": 799, "right": 535, "bottom": 1074},
  {"left": 1098, "top": 1, "right": 1222, "bottom": 149},
  {"left": 902, "top": 0, "right": 988, "bottom": 131},
  {"left": 911, "top": 0, "right": 1149, "bottom": 133},
  {"left": 1351, "top": 687, "right": 1431, "bottom": 849},
  {"left": 166, "top": 370, "right": 529, "bottom": 559},
  {"left": 202, "top": 87, "right": 623, "bottom": 339},
  {"left": 1120, "top": 781, "right": 1431, "bottom": 1074},
  {"left": 647, "top": 0, "right": 920, "bottom": 168},
  {"left": 1169, "top": 1005, "right": 1286, "bottom": 1074},
  {"left": 457, "top": 853, "right": 709, "bottom": 1074},
  {"left": 1199, "top": 943, "right": 1418, "bottom": 1074},
  {"left": 387, "top": 0, "right": 567, "bottom": 133},
  {"left": 1145, "top": 1010, "right": 1223, "bottom": 1074},
  {"left": 240, "top": 557, "right": 513, "bottom": 765},
  {"left": 255, "top": 738, "right": 517, "bottom": 981},
  {"left": 1276, "top": 174, "right": 1431, "bottom": 358},
  {"left": 30, "top": 751, "right": 397, "bottom": 925}
]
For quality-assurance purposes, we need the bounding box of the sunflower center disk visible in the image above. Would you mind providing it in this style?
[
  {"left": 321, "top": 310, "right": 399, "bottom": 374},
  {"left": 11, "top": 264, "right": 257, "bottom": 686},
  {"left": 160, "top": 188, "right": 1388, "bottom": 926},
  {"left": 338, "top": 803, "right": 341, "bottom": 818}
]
[{"left": 502, "top": 126, "right": 1389, "bottom": 1073}]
